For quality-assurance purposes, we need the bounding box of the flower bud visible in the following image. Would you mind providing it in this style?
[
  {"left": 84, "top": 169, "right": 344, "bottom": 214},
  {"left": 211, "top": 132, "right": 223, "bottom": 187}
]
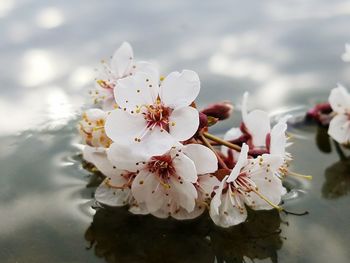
[{"left": 201, "top": 101, "right": 233, "bottom": 121}]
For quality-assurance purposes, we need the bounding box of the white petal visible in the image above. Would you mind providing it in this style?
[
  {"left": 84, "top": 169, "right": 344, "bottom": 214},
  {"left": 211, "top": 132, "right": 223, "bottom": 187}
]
[
  {"left": 108, "top": 126, "right": 176, "bottom": 167},
  {"left": 328, "top": 114, "right": 350, "bottom": 144},
  {"left": 269, "top": 119, "right": 288, "bottom": 157},
  {"left": 168, "top": 106, "right": 199, "bottom": 141},
  {"left": 82, "top": 146, "right": 115, "bottom": 177},
  {"left": 114, "top": 71, "right": 157, "bottom": 112},
  {"left": 105, "top": 109, "right": 146, "bottom": 142},
  {"left": 210, "top": 176, "right": 227, "bottom": 216},
  {"left": 160, "top": 70, "right": 200, "bottom": 109},
  {"left": 183, "top": 144, "right": 218, "bottom": 174},
  {"left": 95, "top": 179, "right": 131, "bottom": 207},
  {"left": 172, "top": 206, "right": 205, "bottom": 220},
  {"left": 197, "top": 174, "right": 220, "bottom": 197},
  {"left": 131, "top": 171, "right": 165, "bottom": 213},
  {"left": 245, "top": 110, "right": 271, "bottom": 147},
  {"left": 107, "top": 142, "right": 148, "bottom": 172},
  {"left": 129, "top": 201, "right": 149, "bottom": 215},
  {"left": 169, "top": 177, "right": 197, "bottom": 212},
  {"left": 133, "top": 61, "right": 160, "bottom": 96},
  {"left": 173, "top": 153, "right": 198, "bottom": 183},
  {"left": 210, "top": 187, "right": 247, "bottom": 228},
  {"left": 241, "top": 91, "right": 249, "bottom": 122},
  {"left": 111, "top": 41, "right": 134, "bottom": 78},
  {"left": 243, "top": 154, "right": 284, "bottom": 210},
  {"left": 227, "top": 144, "right": 249, "bottom": 182},
  {"left": 328, "top": 84, "right": 350, "bottom": 114}
]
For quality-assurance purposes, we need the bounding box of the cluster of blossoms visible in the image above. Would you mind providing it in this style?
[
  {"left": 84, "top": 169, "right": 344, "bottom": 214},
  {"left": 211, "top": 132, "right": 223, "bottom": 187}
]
[
  {"left": 307, "top": 44, "right": 350, "bottom": 146},
  {"left": 79, "top": 42, "right": 303, "bottom": 228}
]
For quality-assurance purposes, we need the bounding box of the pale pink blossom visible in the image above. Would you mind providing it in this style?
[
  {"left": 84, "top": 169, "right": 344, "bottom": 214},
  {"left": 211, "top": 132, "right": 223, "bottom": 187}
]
[
  {"left": 328, "top": 84, "right": 350, "bottom": 144},
  {"left": 210, "top": 144, "right": 285, "bottom": 228},
  {"left": 105, "top": 68, "right": 201, "bottom": 157}
]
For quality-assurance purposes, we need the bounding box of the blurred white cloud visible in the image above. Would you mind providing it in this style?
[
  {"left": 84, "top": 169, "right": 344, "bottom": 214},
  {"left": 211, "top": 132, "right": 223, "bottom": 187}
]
[{"left": 35, "top": 7, "right": 64, "bottom": 29}]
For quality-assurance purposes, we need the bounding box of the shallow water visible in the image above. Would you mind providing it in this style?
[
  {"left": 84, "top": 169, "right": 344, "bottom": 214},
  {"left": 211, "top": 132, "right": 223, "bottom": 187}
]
[
  {"left": 1, "top": 0, "right": 350, "bottom": 262},
  {"left": 0, "top": 114, "right": 350, "bottom": 263}
]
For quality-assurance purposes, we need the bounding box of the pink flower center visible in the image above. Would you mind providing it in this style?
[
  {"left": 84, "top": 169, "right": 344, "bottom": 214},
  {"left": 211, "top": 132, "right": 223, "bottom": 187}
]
[
  {"left": 148, "top": 155, "right": 176, "bottom": 181},
  {"left": 143, "top": 103, "right": 172, "bottom": 132}
]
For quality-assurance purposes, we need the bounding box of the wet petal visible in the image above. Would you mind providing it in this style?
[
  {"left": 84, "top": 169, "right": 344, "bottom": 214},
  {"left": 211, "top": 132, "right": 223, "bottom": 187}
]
[
  {"left": 168, "top": 106, "right": 199, "bottom": 141},
  {"left": 115, "top": 71, "right": 157, "bottom": 112},
  {"left": 111, "top": 42, "right": 134, "bottom": 78},
  {"left": 160, "top": 70, "right": 200, "bottom": 109},
  {"left": 183, "top": 144, "right": 218, "bottom": 174},
  {"left": 328, "top": 114, "right": 350, "bottom": 144}
]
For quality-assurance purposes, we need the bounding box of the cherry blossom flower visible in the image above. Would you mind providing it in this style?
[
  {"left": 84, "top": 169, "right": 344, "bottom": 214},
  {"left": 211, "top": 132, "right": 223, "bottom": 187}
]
[
  {"left": 105, "top": 68, "right": 201, "bottom": 157},
  {"left": 341, "top": 43, "right": 350, "bottom": 62},
  {"left": 91, "top": 42, "right": 157, "bottom": 110},
  {"left": 223, "top": 92, "right": 291, "bottom": 160},
  {"left": 328, "top": 84, "right": 350, "bottom": 144},
  {"left": 210, "top": 144, "right": 285, "bottom": 228},
  {"left": 107, "top": 142, "right": 218, "bottom": 218},
  {"left": 79, "top": 108, "right": 112, "bottom": 149}
]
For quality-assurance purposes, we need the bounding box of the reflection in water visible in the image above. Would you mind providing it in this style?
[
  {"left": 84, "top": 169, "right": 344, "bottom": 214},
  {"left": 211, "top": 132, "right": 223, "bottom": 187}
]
[
  {"left": 85, "top": 208, "right": 283, "bottom": 263},
  {"left": 323, "top": 159, "right": 350, "bottom": 199}
]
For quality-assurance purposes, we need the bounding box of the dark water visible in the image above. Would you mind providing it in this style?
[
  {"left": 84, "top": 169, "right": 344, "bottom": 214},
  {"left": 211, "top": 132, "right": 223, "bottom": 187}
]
[
  {"left": 0, "top": 112, "right": 350, "bottom": 263},
  {"left": 1, "top": 0, "right": 350, "bottom": 262}
]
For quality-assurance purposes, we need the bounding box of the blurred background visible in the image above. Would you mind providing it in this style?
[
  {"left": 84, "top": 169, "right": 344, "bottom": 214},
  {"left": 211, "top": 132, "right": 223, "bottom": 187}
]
[
  {"left": 1, "top": 0, "right": 350, "bottom": 136},
  {"left": 1, "top": 1, "right": 350, "bottom": 263}
]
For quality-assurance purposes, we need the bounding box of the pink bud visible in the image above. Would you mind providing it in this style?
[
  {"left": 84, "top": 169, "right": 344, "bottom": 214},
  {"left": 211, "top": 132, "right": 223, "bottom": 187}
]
[{"left": 201, "top": 101, "right": 233, "bottom": 120}]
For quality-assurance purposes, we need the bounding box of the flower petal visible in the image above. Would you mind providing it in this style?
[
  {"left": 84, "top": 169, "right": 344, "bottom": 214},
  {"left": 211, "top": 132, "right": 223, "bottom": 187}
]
[
  {"left": 105, "top": 109, "right": 146, "bottom": 142},
  {"left": 197, "top": 174, "right": 220, "bottom": 197},
  {"left": 111, "top": 42, "right": 134, "bottom": 78},
  {"left": 83, "top": 146, "right": 115, "bottom": 177},
  {"left": 133, "top": 61, "right": 160, "bottom": 96},
  {"left": 131, "top": 171, "right": 165, "bottom": 213},
  {"left": 183, "top": 144, "right": 218, "bottom": 174},
  {"left": 328, "top": 114, "right": 350, "bottom": 144},
  {"left": 227, "top": 144, "right": 249, "bottom": 182},
  {"left": 172, "top": 153, "right": 198, "bottom": 183},
  {"left": 241, "top": 92, "right": 271, "bottom": 147},
  {"left": 95, "top": 179, "right": 131, "bottom": 207},
  {"left": 107, "top": 142, "right": 148, "bottom": 172},
  {"left": 243, "top": 154, "right": 284, "bottom": 210},
  {"left": 115, "top": 71, "right": 157, "bottom": 112},
  {"left": 269, "top": 119, "right": 288, "bottom": 157},
  {"left": 245, "top": 110, "right": 271, "bottom": 147},
  {"left": 168, "top": 106, "right": 199, "bottom": 141},
  {"left": 160, "top": 70, "right": 200, "bottom": 109},
  {"left": 169, "top": 177, "right": 197, "bottom": 212},
  {"left": 210, "top": 181, "right": 247, "bottom": 228},
  {"left": 328, "top": 84, "right": 350, "bottom": 114}
]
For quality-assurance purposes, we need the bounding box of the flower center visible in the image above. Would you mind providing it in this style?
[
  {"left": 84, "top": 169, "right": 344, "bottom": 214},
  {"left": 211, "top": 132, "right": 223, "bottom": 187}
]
[
  {"left": 143, "top": 103, "right": 172, "bottom": 132},
  {"left": 147, "top": 154, "right": 177, "bottom": 188}
]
